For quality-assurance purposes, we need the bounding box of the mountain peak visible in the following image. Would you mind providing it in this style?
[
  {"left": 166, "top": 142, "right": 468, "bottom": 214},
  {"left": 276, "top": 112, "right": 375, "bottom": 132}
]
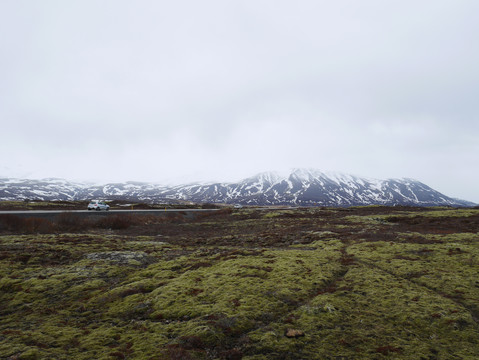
[{"left": 247, "top": 171, "right": 282, "bottom": 184}]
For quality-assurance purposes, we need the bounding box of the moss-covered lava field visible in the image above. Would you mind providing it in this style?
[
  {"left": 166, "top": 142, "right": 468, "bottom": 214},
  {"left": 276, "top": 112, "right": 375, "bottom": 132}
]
[{"left": 1, "top": 206, "right": 478, "bottom": 359}]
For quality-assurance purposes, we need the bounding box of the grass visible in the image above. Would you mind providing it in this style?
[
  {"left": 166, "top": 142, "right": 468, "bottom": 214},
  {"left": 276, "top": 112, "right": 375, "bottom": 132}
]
[{"left": 0, "top": 206, "right": 478, "bottom": 359}]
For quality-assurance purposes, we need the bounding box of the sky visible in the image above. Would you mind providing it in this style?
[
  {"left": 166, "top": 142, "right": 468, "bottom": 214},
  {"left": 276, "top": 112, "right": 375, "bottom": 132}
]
[{"left": 1, "top": 1, "right": 478, "bottom": 203}]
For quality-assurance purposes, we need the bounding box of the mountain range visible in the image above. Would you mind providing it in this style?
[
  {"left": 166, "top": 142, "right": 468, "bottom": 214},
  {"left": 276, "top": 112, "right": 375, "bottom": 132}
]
[{"left": 0, "top": 169, "right": 475, "bottom": 207}]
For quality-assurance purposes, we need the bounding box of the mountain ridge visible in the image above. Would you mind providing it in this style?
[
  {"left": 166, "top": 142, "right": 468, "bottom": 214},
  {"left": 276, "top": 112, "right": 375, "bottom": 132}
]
[{"left": 0, "top": 169, "right": 475, "bottom": 207}]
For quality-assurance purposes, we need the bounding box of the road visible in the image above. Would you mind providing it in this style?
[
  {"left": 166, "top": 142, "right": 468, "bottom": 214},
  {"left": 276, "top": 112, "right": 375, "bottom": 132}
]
[
  {"left": 0, "top": 209, "right": 218, "bottom": 214},
  {"left": 0, "top": 208, "right": 219, "bottom": 219}
]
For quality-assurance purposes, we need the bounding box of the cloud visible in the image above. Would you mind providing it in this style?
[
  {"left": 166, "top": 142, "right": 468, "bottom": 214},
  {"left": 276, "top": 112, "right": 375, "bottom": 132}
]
[{"left": 0, "top": 0, "right": 478, "bottom": 202}]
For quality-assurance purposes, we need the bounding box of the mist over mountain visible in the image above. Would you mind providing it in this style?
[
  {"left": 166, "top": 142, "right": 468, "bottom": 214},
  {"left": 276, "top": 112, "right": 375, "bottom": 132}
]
[{"left": 0, "top": 169, "right": 475, "bottom": 207}]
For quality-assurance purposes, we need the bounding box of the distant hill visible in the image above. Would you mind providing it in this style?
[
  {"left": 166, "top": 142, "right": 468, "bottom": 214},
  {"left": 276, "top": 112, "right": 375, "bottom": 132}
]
[{"left": 0, "top": 169, "right": 475, "bottom": 207}]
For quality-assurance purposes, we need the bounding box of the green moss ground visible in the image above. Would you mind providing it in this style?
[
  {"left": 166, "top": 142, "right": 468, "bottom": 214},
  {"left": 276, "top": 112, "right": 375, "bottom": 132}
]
[{"left": 0, "top": 207, "right": 478, "bottom": 359}]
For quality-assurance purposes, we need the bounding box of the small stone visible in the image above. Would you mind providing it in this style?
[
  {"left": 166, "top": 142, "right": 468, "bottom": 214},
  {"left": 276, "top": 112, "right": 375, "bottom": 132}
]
[{"left": 285, "top": 329, "right": 305, "bottom": 338}]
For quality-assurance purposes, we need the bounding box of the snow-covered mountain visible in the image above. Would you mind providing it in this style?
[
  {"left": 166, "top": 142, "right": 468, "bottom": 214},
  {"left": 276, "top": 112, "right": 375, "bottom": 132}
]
[{"left": 0, "top": 169, "right": 475, "bottom": 207}]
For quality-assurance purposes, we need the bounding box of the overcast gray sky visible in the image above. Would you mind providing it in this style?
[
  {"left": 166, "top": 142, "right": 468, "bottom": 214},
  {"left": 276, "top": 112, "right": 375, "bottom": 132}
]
[{"left": 1, "top": 0, "right": 478, "bottom": 202}]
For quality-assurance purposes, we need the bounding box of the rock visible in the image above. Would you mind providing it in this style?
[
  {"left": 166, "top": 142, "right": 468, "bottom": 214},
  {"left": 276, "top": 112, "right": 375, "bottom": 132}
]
[{"left": 285, "top": 329, "right": 305, "bottom": 338}]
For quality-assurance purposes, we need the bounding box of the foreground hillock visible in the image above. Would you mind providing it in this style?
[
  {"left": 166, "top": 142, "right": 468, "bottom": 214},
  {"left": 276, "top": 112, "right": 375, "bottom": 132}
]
[{"left": 0, "top": 206, "right": 478, "bottom": 359}]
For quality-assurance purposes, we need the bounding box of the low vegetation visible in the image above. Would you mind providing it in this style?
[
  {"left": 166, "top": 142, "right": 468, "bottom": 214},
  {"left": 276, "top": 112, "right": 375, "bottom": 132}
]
[{"left": 0, "top": 205, "right": 478, "bottom": 359}]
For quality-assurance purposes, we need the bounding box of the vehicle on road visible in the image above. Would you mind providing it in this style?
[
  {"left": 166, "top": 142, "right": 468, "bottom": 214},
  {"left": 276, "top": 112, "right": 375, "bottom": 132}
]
[
  {"left": 233, "top": 204, "right": 243, "bottom": 209},
  {"left": 88, "top": 200, "right": 110, "bottom": 211}
]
